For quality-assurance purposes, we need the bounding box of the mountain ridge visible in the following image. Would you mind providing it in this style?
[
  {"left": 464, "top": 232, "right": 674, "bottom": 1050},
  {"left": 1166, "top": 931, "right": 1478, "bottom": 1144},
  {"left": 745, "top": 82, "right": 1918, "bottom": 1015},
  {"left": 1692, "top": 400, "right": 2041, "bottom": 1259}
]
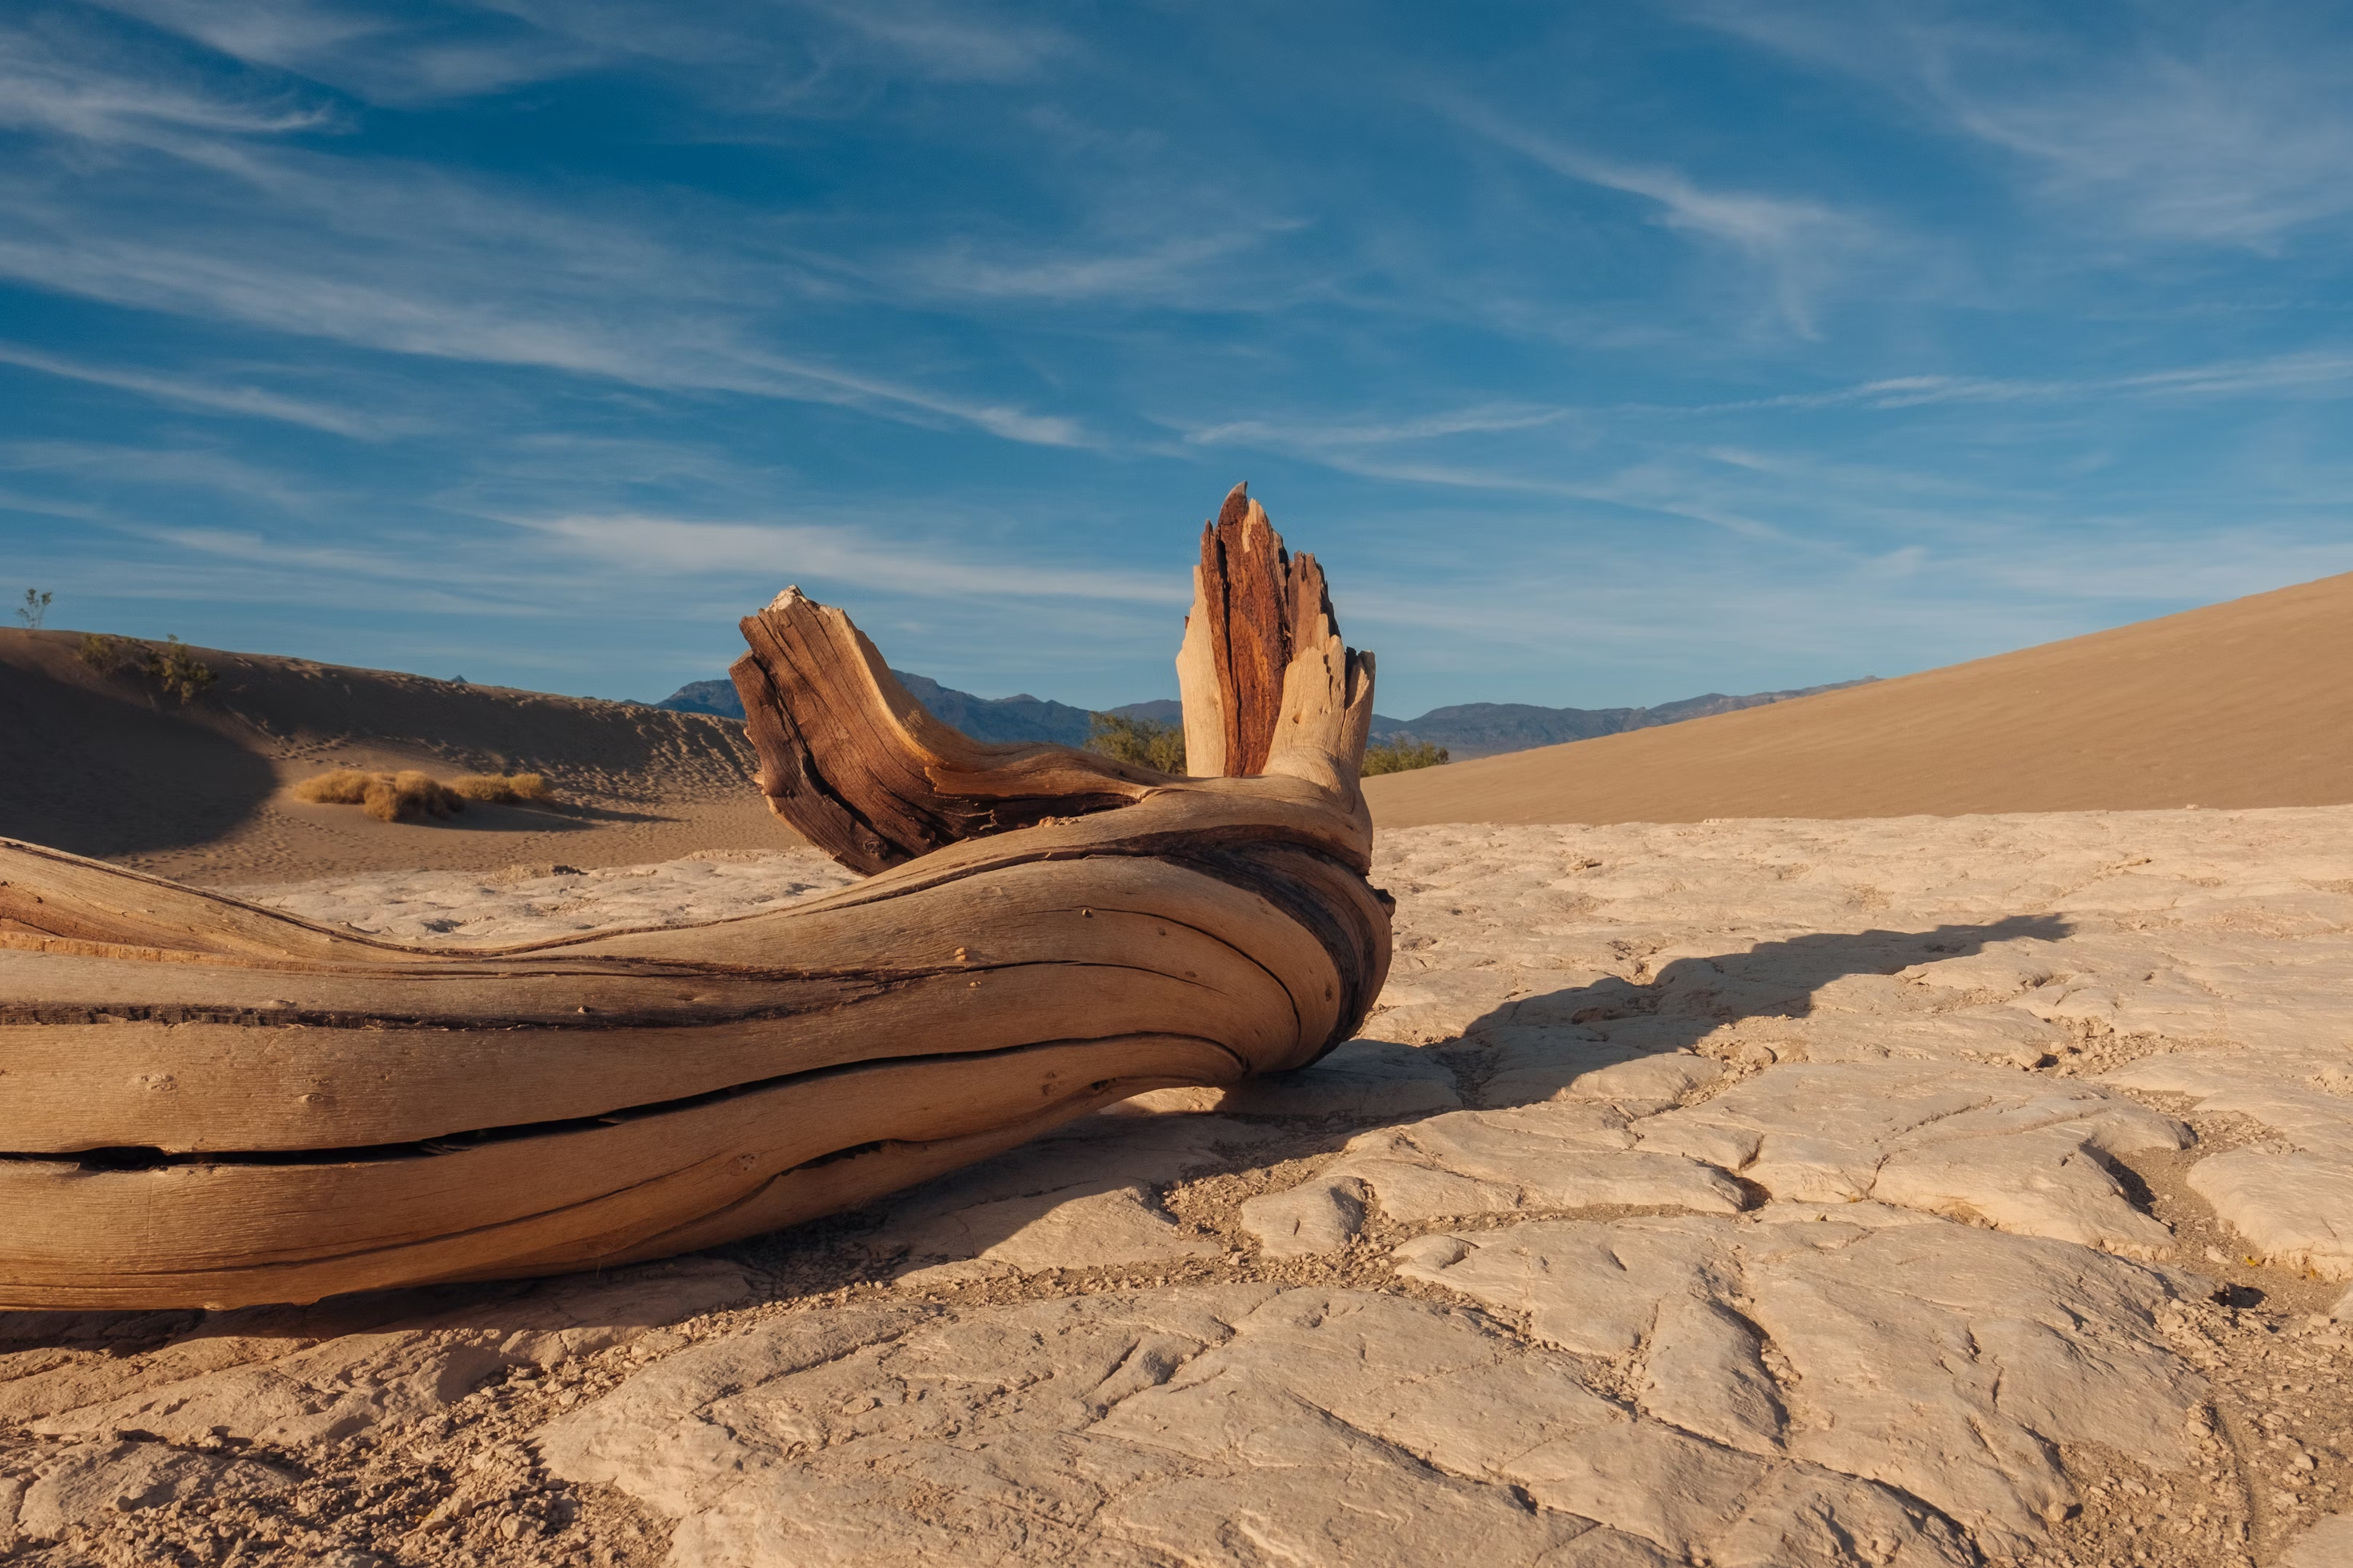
[
  {"left": 1366, "top": 680, "right": 1876, "bottom": 756},
  {"left": 655, "top": 675, "right": 1876, "bottom": 759}
]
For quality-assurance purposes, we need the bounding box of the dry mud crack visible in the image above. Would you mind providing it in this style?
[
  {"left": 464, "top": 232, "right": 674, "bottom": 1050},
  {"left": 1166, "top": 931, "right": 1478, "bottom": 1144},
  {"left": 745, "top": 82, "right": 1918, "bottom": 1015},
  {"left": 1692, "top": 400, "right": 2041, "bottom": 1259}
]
[{"left": 6, "top": 805, "right": 2353, "bottom": 1566}]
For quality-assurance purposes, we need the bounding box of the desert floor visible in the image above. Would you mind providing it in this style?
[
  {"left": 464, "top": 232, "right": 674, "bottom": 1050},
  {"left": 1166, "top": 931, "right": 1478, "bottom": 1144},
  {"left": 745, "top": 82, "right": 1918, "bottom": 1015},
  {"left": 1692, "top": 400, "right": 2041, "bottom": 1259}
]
[{"left": 6, "top": 806, "right": 2353, "bottom": 1567}]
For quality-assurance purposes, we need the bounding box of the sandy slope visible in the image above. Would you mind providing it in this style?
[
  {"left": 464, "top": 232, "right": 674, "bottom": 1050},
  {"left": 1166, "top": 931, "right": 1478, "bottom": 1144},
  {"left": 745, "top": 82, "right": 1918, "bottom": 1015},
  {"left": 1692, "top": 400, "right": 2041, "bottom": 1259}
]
[
  {"left": 1367, "top": 570, "right": 2353, "bottom": 828},
  {"left": 0, "top": 629, "right": 797, "bottom": 883}
]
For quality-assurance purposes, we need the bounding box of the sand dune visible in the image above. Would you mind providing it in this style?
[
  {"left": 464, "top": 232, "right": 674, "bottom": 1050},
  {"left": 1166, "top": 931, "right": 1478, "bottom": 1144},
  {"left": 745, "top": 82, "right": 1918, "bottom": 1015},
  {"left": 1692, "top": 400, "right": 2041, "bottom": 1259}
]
[
  {"left": 0, "top": 629, "right": 792, "bottom": 884},
  {"left": 1366, "top": 569, "right": 2353, "bottom": 828}
]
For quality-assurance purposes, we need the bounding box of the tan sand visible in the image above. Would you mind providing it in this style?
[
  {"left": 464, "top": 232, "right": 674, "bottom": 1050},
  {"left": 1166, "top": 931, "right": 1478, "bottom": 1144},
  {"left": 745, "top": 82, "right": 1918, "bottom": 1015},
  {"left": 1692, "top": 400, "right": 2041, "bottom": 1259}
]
[
  {"left": 0, "top": 629, "right": 801, "bottom": 884},
  {"left": 6, "top": 807, "right": 2350, "bottom": 1566},
  {"left": 222, "top": 848, "right": 857, "bottom": 945},
  {"left": 1366, "top": 569, "right": 2353, "bottom": 828}
]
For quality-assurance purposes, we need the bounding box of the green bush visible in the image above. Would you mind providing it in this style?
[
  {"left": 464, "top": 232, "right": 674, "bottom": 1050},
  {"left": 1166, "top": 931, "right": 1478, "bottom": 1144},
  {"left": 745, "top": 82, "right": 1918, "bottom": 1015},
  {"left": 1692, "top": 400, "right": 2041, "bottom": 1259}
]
[
  {"left": 78, "top": 632, "right": 130, "bottom": 673},
  {"left": 145, "top": 636, "right": 216, "bottom": 705},
  {"left": 1086, "top": 712, "right": 1186, "bottom": 773},
  {"left": 1360, "top": 737, "right": 1449, "bottom": 776}
]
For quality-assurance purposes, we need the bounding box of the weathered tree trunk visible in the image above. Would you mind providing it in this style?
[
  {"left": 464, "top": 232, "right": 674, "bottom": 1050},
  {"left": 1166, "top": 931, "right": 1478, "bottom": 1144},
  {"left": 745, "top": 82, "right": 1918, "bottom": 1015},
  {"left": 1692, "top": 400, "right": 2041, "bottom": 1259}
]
[{"left": 0, "top": 489, "right": 1388, "bottom": 1310}]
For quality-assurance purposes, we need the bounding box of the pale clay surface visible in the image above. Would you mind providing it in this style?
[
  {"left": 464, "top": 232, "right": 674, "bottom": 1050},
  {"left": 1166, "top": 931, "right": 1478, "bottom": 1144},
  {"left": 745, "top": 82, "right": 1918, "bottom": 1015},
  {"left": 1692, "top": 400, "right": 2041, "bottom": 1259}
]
[
  {"left": 7, "top": 805, "right": 2353, "bottom": 1566},
  {"left": 222, "top": 847, "right": 859, "bottom": 945}
]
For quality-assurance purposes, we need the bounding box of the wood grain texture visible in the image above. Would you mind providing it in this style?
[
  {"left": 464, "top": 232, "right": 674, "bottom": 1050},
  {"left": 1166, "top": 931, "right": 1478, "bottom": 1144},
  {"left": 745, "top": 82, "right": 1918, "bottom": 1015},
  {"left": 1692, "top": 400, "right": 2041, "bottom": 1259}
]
[
  {"left": 0, "top": 490, "right": 1388, "bottom": 1309},
  {"left": 729, "top": 588, "right": 1163, "bottom": 873}
]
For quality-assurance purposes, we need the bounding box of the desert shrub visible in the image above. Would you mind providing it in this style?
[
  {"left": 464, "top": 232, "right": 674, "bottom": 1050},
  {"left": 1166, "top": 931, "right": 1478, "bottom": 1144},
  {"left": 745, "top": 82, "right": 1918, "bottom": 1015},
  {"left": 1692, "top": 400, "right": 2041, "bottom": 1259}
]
[
  {"left": 293, "top": 768, "right": 465, "bottom": 822},
  {"left": 292, "top": 769, "right": 378, "bottom": 804},
  {"left": 17, "top": 589, "right": 51, "bottom": 629},
  {"left": 1087, "top": 713, "right": 1186, "bottom": 773},
  {"left": 1360, "top": 738, "right": 1450, "bottom": 776},
  {"left": 447, "top": 772, "right": 551, "bottom": 804},
  {"left": 78, "top": 632, "right": 129, "bottom": 673},
  {"left": 366, "top": 770, "right": 464, "bottom": 823},
  {"left": 145, "top": 636, "right": 216, "bottom": 705}
]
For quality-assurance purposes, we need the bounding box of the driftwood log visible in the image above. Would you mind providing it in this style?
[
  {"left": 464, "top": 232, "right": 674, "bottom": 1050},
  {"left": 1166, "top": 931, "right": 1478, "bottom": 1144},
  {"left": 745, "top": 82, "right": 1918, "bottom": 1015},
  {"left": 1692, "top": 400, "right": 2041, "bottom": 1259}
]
[{"left": 0, "top": 487, "right": 1388, "bottom": 1309}]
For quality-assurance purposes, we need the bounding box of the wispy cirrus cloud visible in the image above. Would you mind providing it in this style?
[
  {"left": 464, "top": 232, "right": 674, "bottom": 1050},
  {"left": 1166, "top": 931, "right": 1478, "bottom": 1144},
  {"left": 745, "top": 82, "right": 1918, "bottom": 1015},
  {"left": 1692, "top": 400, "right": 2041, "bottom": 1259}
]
[
  {"left": 1181, "top": 405, "right": 1572, "bottom": 449},
  {"left": 89, "top": 0, "right": 605, "bottom": 105},
  {"left": 1248, "top": 449, "right": 1799, "bottom": 545},
  {"left": 0, "top": 342, "right": 392, "bottom": 436},
  {"left": 509, "top": 513, "right": 1191, "bottom": 604},
  {"left": 132, "top": 521, "right": 463, "bottom": 583},
  {"left": 888, "top": 228, "right": 1288, "bottom": 307},
  {"left": 0, "top": 14, "right": 337, "bottom": 146},
  {"left": 796, "top": 0, "right": 1073, "bottom": 84},
  {"left": 86, "top": 0, "right": 1077, "bottom": 108},
  {"left": 1174, "top": 347, "right": 2353, "bottom": 457},
  {"left": 1448, "top": 103, "right": 1882, "bottom": 337},
  {"left": 1735, "top": 353, "right": 2353, "bottom": 413},
  {"left": 0, "top": 437, "right": 331, "bottom": 511},
  {"left": 1684, "top": 0, "right": 2353, "bottom": 251},
  {"left": 0, "top": 152, "right": 1093, "bottom": 447},
  {"left": 0, "top": 10, "right": 1097, "bottom": 447}
]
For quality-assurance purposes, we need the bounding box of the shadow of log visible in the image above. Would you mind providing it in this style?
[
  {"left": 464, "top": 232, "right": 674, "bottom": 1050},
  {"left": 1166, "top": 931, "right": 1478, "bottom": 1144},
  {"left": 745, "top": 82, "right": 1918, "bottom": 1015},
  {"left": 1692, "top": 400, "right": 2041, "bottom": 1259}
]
[
  {"left": 0, "top": 917, "right": 2084, "bottom": 1343},
  {"left": 391, "top": 800, "right": 677, "bottom": 833},
  {"left": 1461, "top": 912, "right": 2074, "bottom": 1109},
  {"left": 817, "top": 913, "right": 2076, "bottom": 1275}
]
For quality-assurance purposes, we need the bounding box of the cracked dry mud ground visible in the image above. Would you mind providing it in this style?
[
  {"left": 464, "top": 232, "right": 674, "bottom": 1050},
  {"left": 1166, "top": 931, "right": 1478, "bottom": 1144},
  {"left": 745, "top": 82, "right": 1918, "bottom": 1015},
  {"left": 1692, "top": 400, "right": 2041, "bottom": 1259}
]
[{"left": 6, "top": 805, "right": 2353, "bottom": 1567}]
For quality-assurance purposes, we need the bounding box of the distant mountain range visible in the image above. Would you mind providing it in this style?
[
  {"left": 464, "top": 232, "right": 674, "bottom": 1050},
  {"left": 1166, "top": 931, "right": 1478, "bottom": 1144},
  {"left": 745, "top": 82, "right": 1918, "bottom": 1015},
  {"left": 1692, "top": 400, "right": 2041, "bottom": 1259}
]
[
  {"left": 657, "top": 674, "right": 1876, "bottom": 760},
  {"left": 657, "top": 673, "right": 1167, "bottom": 747},
  {"left": 1364, "top": 680, "right": 1876, "bottom": 758}
]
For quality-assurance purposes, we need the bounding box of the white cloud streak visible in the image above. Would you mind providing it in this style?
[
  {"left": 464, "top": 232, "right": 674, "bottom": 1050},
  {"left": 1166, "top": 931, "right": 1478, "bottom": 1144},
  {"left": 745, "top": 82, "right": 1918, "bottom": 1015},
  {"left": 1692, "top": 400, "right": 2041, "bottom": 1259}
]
[
  {"left": 91, "top": 0, "right": 1076, "bottom": 106},
  {"left": 0, "top": 438, "right": 330, "bottom": 511},
  {"left": 90, "top": 0, "right": 606, "bottom": 105},
  {"left": 0, "top": 14, "right": 1094, "bottom": 448},
  {"left": 0, "top": 15, "right": 337, "bottom": 146},
  {"left": 797, "top": 0, "right": 1071, "bottom": 84},
  {"left": 0, "top": 342, "right": 390, "bottom": 436},
  {"left": 1685, "top": 1, "right": 2353, "bottom": 250},
  {"left": 1449, "top": 105, "right": 1880, "bottom": 337},
  {"left": 1175, "top": 348, "right": 2353, "bottom": 458},
  {"left": 510, "top": 514, "right": 1192, "bottom": 604},
  {"left": 0, "top": 170, "right": 1090, "bottom": 449}
]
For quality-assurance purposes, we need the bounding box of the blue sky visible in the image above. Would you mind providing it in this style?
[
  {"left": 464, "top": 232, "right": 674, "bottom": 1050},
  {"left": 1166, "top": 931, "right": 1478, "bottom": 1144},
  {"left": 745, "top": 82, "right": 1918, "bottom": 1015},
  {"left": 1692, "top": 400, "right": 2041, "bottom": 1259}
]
[{"left": 4, "top": 1, "right": 2351, "bottom": 715}]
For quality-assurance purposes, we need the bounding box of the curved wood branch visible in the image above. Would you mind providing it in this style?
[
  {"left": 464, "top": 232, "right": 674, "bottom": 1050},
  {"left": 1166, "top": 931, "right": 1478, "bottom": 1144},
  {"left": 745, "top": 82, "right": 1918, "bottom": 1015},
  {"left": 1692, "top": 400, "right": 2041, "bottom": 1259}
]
[
  {"left": 729, "top": 588, "right": 1166, "bottom": 875},
  {"left": 0, "top": 489, "right": 1389, "bottom": 1310}
]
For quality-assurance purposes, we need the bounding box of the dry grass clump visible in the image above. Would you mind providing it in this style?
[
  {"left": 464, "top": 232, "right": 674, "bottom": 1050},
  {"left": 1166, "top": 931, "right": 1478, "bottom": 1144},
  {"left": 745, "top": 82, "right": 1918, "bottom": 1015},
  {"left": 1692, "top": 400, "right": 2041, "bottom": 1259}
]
[
  {"left": 292, "top": 769, "right": 378, "bottom": 805},
  {"left": 447, "top": 772, "right": 550, "bottom": 804},
  {"left": 292, "top": 768, "right": 466, "bottom": 823}
]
